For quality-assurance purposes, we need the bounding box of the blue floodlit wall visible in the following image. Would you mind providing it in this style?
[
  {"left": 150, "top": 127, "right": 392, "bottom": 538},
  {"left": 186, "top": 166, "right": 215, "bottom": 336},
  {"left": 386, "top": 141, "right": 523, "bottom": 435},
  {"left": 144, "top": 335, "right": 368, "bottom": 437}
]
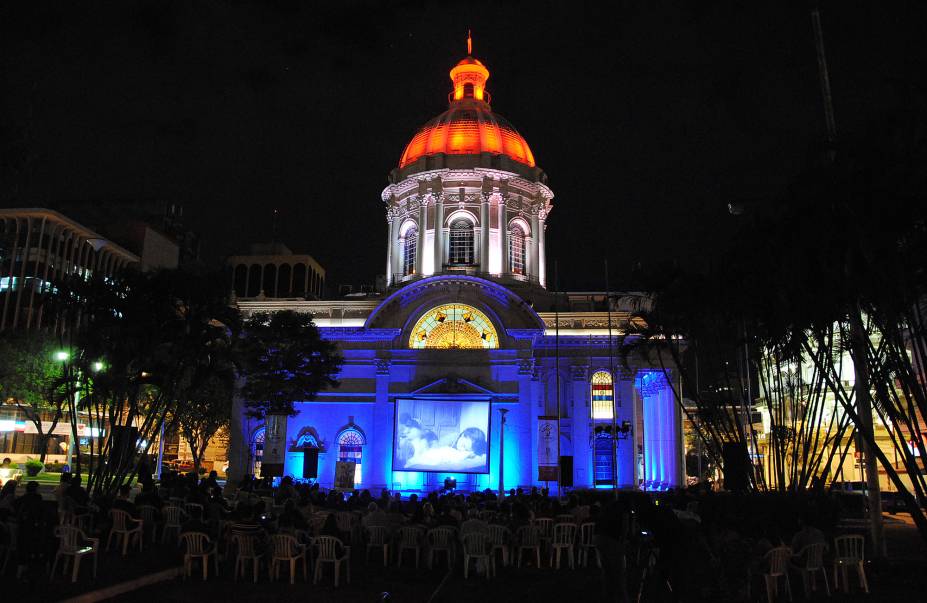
[{"left": 637, "top": 370, "right": 681, "bottom": 489}]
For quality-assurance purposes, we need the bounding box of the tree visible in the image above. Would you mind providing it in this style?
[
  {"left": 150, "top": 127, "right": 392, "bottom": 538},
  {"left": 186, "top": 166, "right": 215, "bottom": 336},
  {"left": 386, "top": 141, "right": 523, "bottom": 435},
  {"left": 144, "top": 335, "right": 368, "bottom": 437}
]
[
  {"left": 62, "top": 266, "right": 241, "bottom": 498},
  {"left": 0, "top": 331, "right": 70, "bottom": 463},
  {"left": 240, "top": 310, "right": 342, "bottom": 419},
  {"left": 174, "top": 351, "right": 236, "bottom": 475}
]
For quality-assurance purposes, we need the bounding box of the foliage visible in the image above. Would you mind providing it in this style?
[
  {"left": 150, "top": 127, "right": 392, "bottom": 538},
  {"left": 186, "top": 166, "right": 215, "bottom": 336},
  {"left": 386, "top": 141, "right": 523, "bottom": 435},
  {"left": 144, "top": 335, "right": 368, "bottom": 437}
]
[
  {"left": 24, "top": 458, "right": 44, "bottom": 476},
  {"left": 57, "top": 266, "right": 241, "bottom": 498},
  {"left": 239, "top": 310, "right": 342, "bottom": 419},
  {"left": 0, "top": 330, "right": 71, "bottom": 462}
]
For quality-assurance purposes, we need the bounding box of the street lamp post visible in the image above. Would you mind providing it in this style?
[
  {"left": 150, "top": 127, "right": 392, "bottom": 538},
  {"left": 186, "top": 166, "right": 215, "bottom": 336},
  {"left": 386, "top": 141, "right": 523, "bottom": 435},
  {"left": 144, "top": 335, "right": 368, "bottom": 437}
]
[{"left": 498, "top": 407, "right": 509, "bottom": 497}]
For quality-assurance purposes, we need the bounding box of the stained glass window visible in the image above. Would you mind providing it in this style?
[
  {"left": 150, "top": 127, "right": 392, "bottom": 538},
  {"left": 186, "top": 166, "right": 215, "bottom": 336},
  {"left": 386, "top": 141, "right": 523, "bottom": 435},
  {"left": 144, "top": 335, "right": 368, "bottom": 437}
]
[
  {"left": 591, "top": 370, "right": 614, "bottom": 420},
  {"left": 403, "top": 226, "right": 418, "bottom": 275},
  {"left": 509, "top": 223, "right": 526, "bottom": 275},
  {"left": 409, "top": 303, "right": 499, "bottom": 349},
  {"left": 448, "top": 220, "right": 474, "bottom": 265}
]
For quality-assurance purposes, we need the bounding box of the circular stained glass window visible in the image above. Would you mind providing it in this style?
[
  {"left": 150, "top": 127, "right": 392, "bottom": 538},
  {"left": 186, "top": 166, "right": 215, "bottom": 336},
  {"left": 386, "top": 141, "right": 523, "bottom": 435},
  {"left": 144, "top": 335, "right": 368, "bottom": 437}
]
[{"left": 409, "top": 303, "right": 499, "bottom": 349}]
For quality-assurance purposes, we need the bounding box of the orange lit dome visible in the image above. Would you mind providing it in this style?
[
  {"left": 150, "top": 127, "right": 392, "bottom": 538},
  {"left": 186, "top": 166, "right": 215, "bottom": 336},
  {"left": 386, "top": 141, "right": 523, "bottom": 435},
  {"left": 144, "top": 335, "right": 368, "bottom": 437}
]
[{"left": 398, "top": 51, "right": 536, "bottom": 170}]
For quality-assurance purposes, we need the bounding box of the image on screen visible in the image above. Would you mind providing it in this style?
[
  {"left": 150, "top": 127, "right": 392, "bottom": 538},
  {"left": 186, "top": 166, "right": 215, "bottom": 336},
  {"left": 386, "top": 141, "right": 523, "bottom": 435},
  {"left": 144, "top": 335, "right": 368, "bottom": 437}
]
[{"left": 393, "top": 398, "right": 491, "bottom": 473}]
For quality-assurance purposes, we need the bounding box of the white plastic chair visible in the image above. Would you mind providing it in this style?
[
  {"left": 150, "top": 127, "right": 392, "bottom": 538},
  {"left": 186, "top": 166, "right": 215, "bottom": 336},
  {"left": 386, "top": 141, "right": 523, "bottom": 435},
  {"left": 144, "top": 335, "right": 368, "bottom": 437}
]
[
  {"left": 161, "top": 506, "right": 187, "bottom": 543},
  {"left": 107, "top": 509, "right": 143, "bottom": 556},
  {"left": 365, "top": 525, "right": 389, "bottom": 566},
  {"left": 833, "top": 535, "right": 869, "bottom": 593},
  {"left": 488, "top": 524, "right": 511, "bottom": 567},
  {"left": 314, "top": 535, "right": 350, "bottom": 587},
  {"left": 532, "top": 517, "right": 554, "bottom": 552},
  {"left": 270, "top": 533, "right": 307, "bottom": 584},
  {"left": 762, "top": 546, "right": 793, "bottom": 601},
  {"left": 462, "top": 532, "right": 494, "bottom": 579},
  {"left": 51, "top": 525, "right": 99, "bottom": 583},
  {"left": 793, "top": 542, "right": 830, "bottom": 596},
  {"left": 578, "top": 522, "right": 602, "bottom": 568},
  {"left": 231, "top": 531, "right": 263, "bottom": 583},
  {"left": 396, "top": 526, "right": 424, "bottom": 568},
  {"left": 179, "top": 532, "right": 218, "bottom": 580},
  {"left": 426, "top": 526, "right": 457, "bottom": 569},
  {"left": 516, "top": 525, "right": 541, "bottom": 568},
  {"left": 137, "top": 505, "right": 160, "bottom": 544},
  {"left": 550, "top": 522, "right": 577, "bottom": 569}
]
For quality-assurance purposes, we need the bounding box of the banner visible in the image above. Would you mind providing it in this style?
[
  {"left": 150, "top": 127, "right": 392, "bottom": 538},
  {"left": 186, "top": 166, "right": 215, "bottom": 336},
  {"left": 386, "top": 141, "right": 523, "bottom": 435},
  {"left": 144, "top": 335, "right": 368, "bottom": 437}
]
[
  {"left": 334, "top": 461, "right": 357, "bottom": 490},
  {"left": 538, "top": 416, "right": 559, "bottom": 481},
  {"left": 261, "top": 414, "right": 288, "bottom": 477}
]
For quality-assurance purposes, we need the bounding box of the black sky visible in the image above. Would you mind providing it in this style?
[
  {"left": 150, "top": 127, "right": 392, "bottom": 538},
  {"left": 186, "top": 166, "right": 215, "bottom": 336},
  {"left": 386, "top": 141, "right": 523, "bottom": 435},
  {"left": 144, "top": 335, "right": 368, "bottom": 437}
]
[{"left": 2, "top": 1, "right": 925, "bottom": 290}]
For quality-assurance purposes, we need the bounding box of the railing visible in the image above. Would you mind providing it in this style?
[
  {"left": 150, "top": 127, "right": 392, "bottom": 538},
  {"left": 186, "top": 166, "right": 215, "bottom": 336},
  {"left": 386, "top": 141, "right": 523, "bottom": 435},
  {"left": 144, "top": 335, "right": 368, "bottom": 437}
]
[{"left": 391, "top": 269, "right": 533, "bottom": 286}]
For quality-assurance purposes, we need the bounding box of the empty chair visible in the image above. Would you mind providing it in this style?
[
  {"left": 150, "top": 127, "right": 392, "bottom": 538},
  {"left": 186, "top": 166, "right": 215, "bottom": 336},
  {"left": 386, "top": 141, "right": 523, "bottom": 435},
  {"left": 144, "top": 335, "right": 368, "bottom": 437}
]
[
  {"left": 365, "top": 525, "right": 390, "bottom": 566},
  {"left": 761, "top": 546, "right": 793, "bottom": 602},
  {"left": 833, "top": 535, "right": 869, "bottom": 593},
  {"left": 270, "top": 533, "right": 307, "bottom": 584},
  {"left": 50, "top": 526, "right": 99, "bottom": 583},
  {"left": 488, "top": 524, "right": 511, "bottom": 567},
  {"left": 231, "top": 531, "right": 263, "bottom": 583},
  {"left": 397, "top": 526, "right": 424, "bottom": 568},
  {"left": 314, "top": 535, "right": 350, "bottom": 587},
  {"left": 550, "top": 523, "right": 578, "bottom": 569},
  {"left": 515, "top": 525, "right": 542, "bottom": 568},
  {"left": 161, "top": 506, "right": 187, "bottom": 543},
  {"left": 578, "top": 522, "right": 602, "bottom": 568},
  {"left": 462, "top": 532, "right": 494, "bottom": 579},
  {"left": 179, "top": 532, "right": 218, "bottom": 580},
  {"left": 793, "top": 542, "right": 829, "bottom": 596},
  {"left": 107, "top": 509, "right": 143, "bottom": 556},
  {"left": 426, "top": 526, "right": 457, "bottom": 569}
]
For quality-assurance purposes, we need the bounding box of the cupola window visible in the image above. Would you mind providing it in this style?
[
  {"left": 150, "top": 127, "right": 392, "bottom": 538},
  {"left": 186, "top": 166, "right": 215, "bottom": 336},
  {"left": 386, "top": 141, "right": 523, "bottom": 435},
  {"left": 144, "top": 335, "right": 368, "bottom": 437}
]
[{"left": 448, "top": 220, "right": 474, "bottom": 265}]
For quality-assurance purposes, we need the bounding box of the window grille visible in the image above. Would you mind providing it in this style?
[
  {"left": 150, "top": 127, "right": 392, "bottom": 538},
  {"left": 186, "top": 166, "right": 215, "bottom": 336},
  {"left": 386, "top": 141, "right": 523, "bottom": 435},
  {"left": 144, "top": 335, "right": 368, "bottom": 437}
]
[
  {"left": 448, "top": 220, "right": 474, "bottom": 265},
  {"left": 509, "top": 224, "right": 526, "bottom": 274},
  {"left": 403, "top": 226, "right": 418, "bottom": 275}
]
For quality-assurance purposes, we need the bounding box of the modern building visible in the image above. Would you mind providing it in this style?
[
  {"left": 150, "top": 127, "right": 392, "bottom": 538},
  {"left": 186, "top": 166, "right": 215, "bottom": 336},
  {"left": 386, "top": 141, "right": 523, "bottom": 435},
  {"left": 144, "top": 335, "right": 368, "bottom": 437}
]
[
  {"left": 0, "top": 208, "right": 139, "bottom": 332},
  {"left": 228, "top": 45, "right": 685, "bottom": 494}
]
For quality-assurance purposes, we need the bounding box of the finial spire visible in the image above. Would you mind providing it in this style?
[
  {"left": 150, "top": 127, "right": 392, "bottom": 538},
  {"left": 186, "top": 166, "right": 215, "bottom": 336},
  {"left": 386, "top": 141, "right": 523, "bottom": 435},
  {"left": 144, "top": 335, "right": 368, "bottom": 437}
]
[{"left": 467, "top": 30, "right": 472, "bottom": 55}]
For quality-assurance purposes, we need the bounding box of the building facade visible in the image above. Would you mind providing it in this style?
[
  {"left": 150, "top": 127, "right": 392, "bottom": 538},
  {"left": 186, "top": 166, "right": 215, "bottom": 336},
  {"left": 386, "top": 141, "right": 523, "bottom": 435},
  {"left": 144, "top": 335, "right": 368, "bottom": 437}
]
[{"left": 228, "top": 47, "right": 684, "bottom": 493}]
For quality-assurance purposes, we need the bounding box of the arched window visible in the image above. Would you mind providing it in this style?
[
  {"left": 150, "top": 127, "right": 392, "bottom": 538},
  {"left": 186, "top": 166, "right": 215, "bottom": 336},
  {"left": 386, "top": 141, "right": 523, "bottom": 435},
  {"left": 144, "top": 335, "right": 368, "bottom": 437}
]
[
  {"left": 448, "top": 219, "right": 474, "bottom": 265},
  {"left": 337, "top": 428, "right": 365, "bottom": 485},
  {"left": 509, "top": 223, "right": 526, "bottom": 275},
  {"left": 251, "top": 426, "right": 265, "bottom": 476},
  {"left": 591, "top": 370, "right": 614, "bottom": 420},
  {"left": 403, "top": 225, "right": 418, "bottom": 275}
]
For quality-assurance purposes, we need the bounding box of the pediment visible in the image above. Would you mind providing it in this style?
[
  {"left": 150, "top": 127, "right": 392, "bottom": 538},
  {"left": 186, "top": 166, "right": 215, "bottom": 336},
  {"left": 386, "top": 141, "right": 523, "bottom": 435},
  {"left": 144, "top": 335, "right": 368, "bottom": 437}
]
[{"left": 410, "top": 376, "right": 495, "bottom": 396}]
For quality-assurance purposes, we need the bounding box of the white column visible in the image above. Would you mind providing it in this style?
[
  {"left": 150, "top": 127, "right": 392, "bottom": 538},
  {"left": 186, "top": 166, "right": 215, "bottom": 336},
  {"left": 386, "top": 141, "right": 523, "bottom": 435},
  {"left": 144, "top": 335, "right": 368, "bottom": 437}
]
[
  {"left": 529, "top": 212, "right": 540, "bottom": 284},
  {"left": 480, "top": 195, "right": 490, "bottom": 274},
  {"left": 386, "top": 218, "right": 394, "bottom": 286},
  {"left": 433, "top": 195, "right": 444, "bottom": 274},
  {"left": 498, "top": 199, "right": 508, "bottom": 275},
  {"left": 389, "top": 214, "right": 402, "bottom": 282},
  {"left": 415, "top": 201, "right": 426, "bottom": 275},
  {"left": 538, "top": 214, "right": 547, "bottom": 288}
]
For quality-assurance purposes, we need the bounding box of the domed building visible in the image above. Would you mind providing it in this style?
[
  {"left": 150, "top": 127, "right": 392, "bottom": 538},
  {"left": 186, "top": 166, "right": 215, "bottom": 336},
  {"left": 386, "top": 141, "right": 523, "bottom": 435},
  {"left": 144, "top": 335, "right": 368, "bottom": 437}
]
[{"left": 228, "top": 42, "right": 684, "bottom": 494}]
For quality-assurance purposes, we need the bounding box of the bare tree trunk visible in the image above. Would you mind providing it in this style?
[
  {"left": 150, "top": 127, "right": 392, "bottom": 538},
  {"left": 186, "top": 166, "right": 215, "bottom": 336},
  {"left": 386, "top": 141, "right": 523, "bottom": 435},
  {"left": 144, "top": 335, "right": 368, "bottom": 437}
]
[{"left": 850, "top": 310, "right": 886, "bottom": 557}]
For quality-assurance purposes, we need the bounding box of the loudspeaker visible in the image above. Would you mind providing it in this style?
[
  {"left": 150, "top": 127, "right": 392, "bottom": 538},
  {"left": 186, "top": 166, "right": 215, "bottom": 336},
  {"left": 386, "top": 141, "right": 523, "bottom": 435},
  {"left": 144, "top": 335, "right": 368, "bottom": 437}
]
[
  {"left": 302, "top": 447, "right": 319, "bottom": 479},
  {"left": 722, "top": 442, "right": 750, "bottom": 492},
  {"left": 559, "top": 455, "right": 574, "bottom": 487}
]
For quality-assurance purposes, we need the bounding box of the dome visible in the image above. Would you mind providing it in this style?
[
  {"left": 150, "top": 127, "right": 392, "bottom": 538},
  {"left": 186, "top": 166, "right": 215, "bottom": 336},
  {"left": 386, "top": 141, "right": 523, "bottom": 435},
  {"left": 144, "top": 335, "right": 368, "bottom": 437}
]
[
  {"left": 399, "top": 103, "right": 536, "bottom": 168},
  {"left": 398, "top": 42, "right": 536, "bottom": 170}
]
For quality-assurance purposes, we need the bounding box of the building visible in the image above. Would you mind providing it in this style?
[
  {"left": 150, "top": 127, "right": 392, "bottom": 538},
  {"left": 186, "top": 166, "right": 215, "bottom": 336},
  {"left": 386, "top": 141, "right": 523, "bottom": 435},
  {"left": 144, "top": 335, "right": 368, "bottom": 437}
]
[
  {"left": 0, "top": 208, "right": 139, "bottom": 332},
  {"left": 228, "top": 242, "right": 325, "bottom": 300},
  {"left": 228, "top": 44, "right": 684, "bottom": 493}
]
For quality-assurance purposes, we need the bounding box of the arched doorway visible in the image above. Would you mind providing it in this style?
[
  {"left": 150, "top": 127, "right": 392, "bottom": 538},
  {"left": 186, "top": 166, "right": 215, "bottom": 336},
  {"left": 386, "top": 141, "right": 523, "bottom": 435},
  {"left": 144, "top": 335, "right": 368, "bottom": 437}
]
[
  {"left": 250, "top": 426, "right": 265, "bottom": 477},
  {"left": 337, "top": 428, "right": 365, "bottom": 486}
]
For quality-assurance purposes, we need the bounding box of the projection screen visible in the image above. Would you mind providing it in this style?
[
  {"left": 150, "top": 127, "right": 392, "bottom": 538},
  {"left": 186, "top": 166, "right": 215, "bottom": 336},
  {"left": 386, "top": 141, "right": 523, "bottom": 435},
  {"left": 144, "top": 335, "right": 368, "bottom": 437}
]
[{"left": 393, "top": 398, "right": 491, "bottom": 473}]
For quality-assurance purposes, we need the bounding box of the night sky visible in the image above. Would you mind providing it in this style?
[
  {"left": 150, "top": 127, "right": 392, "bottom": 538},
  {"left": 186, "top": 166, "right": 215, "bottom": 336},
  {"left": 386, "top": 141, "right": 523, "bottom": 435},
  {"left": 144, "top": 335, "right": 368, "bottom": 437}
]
[{"left": 2, "top": 1, "right": 924, "bottom": 291}]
